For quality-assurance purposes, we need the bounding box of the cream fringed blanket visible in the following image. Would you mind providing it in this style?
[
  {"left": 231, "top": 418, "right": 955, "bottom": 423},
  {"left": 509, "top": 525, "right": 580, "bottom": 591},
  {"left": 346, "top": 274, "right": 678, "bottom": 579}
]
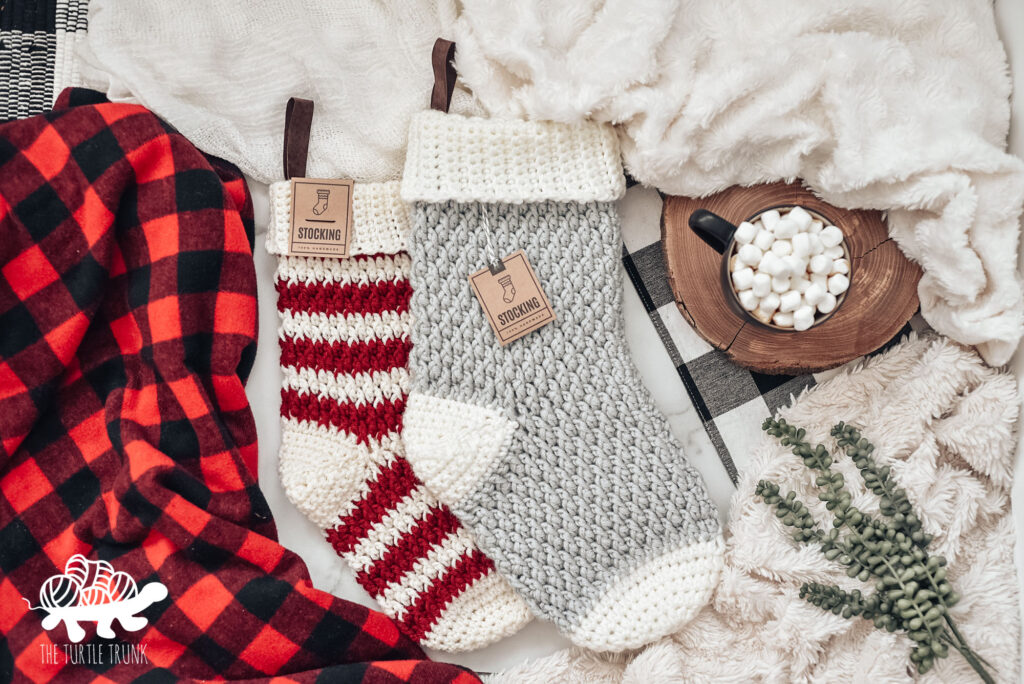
[{"left": 491, "top": 335, "right": 1021, "bottom": 683}]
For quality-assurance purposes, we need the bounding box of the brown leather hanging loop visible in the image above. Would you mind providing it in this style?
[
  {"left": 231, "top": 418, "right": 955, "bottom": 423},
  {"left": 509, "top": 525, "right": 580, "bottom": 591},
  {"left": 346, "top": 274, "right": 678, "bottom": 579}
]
[
  {"left": 283, "top": 97, "right": 314, "bottom": 179},
  {"left": 430, "top": 39, "right": 457, "bottom": 113}
]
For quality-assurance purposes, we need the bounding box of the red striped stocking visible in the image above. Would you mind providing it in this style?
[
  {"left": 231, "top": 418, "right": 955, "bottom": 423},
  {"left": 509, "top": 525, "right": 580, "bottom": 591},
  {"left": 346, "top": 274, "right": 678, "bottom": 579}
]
[{"left": 267, "top": 181, "right": 530, "bottom": 651}]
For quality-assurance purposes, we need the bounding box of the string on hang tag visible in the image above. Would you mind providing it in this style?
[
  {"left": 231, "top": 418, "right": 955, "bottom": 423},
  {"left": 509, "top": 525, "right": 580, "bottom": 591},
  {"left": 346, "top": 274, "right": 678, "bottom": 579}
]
[{"left": 478, "top": 204, "right": 505, "bottom": 275}]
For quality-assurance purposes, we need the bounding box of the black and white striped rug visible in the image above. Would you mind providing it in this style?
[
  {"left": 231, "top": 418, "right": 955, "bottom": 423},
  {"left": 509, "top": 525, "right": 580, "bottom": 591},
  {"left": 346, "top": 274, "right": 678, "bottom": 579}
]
[{"left": 1, "top": 0, "right": 88, "bottom": 121}]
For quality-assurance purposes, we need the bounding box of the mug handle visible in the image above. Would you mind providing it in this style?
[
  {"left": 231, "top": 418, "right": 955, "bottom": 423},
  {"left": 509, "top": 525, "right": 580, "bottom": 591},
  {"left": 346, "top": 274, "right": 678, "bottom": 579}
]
[{"left": 688, "top": 209, "right": 737, "bottom": 254}]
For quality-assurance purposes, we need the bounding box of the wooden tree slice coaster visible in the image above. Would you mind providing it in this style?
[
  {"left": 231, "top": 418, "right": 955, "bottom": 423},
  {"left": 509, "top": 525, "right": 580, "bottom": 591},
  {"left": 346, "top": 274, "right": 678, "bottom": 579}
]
[{"left": 662, "top": 181, "right": 921, "bottom": 375}]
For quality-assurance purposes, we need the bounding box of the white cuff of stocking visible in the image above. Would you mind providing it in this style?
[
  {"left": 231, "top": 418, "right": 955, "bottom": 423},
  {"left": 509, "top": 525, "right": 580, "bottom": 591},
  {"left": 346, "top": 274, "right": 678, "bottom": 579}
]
[
  {"left": 401, "top": 110, "right": 626, "bottom": 204},
  {"left": 265, "top": 180, "right": 410, "bottom": 257}
]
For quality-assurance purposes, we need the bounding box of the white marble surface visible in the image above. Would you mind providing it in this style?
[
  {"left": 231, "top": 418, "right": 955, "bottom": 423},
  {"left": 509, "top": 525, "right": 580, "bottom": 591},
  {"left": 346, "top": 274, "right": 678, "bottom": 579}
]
[
  {"left": 996, "top": 0, "right": 1024, "bottom": 668},
  {"left": 245, "top": 4, "right": 1024, "bottom": 672}
]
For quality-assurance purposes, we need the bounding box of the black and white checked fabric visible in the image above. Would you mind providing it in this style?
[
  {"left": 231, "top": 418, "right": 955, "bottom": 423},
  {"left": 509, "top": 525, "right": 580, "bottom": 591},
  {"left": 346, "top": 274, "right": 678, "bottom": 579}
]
[
  {"left": 618, "top": 187, "right": 917, "bottom": 490},
  {"left": 1, "top": 0, "right": 88, "bottom": 121}
]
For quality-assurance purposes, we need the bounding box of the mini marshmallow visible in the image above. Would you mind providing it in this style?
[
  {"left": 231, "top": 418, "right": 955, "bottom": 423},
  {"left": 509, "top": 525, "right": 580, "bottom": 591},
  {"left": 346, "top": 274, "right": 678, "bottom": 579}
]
[
  {"left": 738, "top": 289, "right": 759, "bottom": 312},
  {"left": 832, "top": 258, "right": 850, "bottom": 275},
  {"left": 791, "top": 233, "right": 811, "bottom": 258},
  {"left": 752, "top": 309, "right": 773, "bottom": 324},
  {"left": 759, "top": 292, "right": 781, "bottom": 314},
  {"left": 809, "top": 254, "right": 833, "bottom": 274},
  {"left": 738, "top": 243, "right": 763, "bottom": 265},
  {"left": 773, "top": 218, "right": 798, "bottom": 239},
  {"left": 773, "top": 311, "right": 795, "bottom": 327},
  {"left": 779, "top": 290, "right": 802, "bottom": 313},
  {"left": 759, "top": 252, "right": 786, "bottom": 276},
  {"left": 754, "top": 229, "right": 775, "bottom": 251},
  {"left": 817, "top": 292, "right": 838, "bottom": 314},
  {"left": 820, "top": 225, "right": 844, "bottom": 248},
  {"left": 760, "top": 210, "right": 781, "bottom": 230},
  {"left": 732, "top": 266, "right": 755, "bottom": 290},
  {"left": 824, "top": 245, "right": 845, "bottom": 260},
  {"left": 804, "top": 282, "right": 826, "bottom": 305},
  {"left": 771, "top": 275, "right": 790, "bottom": 293},
  {"left": 808, "top": 234, "right": 825, "bottom": 256},
  {"left": 752, "top": 273, "right": 772, "bottom": 297},
  {"left": 771, "top": 239, "right": 792, "bottom": 257},
  {"left": 793, "top": 305, "right": 816, "bottom": 331},
  {"left": 828, "top": 273, "right": 850, "bottom": 296},
  {"left": 783, "top": 255, "right": 806, "bottom": 275},
  {"left": 808, "top": 220, "right": 823, "bottom": 233},
  {"left": 792, "top": 277, "right": 811, "bottom": 294},
  {"left": 734, "top": 221, "right": 758, "bottom": 245},
  {"left": 788, "top": 206, "right": 813, "bottom": 231}
]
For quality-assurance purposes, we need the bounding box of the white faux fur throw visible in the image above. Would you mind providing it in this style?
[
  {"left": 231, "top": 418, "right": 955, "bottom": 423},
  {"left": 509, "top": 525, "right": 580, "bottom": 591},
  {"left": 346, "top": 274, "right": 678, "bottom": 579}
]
[
  {"left": 490, "top": 335, "right": 1021, "bottom": 683},
  {"left": 445, "top": 0, "right": 1024, "bottom": 365},
  {"left": 75, "top": 1, "right": 481, "bottom": 184}
]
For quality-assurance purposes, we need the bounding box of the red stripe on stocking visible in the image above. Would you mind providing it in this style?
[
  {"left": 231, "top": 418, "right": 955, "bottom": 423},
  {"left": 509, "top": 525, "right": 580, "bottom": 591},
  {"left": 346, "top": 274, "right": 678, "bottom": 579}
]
[
  {"left": 400, "top": 550, "right": 496, "bottom": 641},
  {"left": 276, "top": 278, "right": 411, "bottom": 317},
  {"left": 279, "top": 336, "right": 411, "bottom": 377},
  {"left": 280, "top": 388, "right": 404, "bottom": 443},
  {"left": 355, "top": 507, "right": 463, "bottom": 597},
  {"left": 325, "top": 457, "right": 422, "bottom": 555}
]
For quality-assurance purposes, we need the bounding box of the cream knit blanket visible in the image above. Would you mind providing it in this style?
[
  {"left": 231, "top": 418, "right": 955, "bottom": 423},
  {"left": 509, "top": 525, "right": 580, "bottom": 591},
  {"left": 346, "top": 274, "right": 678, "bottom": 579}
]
[
  {"left": 446, "top": 0, "right": 1024, "bottom": 365},
  {"left": 491, "top": 335, "right": 1021, "bottom": 683},
  {"left": 76, "top": 1, "right": 483, "bottom": 185}
]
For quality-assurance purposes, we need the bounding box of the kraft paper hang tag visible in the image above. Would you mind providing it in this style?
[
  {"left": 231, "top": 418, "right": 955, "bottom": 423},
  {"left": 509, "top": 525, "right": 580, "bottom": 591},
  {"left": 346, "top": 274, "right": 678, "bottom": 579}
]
[
  {"left": 287, "top": 178, "right": 354, "bottom": 258},
  {"left": 469, "top": 250, "right": 556, "bottom": 345}
]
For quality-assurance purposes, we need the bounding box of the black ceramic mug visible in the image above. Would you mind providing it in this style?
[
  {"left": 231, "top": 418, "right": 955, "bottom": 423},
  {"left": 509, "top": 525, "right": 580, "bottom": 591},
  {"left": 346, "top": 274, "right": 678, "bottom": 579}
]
[{"left": 688, "top": 206, "right": 850, "bottom": 330}]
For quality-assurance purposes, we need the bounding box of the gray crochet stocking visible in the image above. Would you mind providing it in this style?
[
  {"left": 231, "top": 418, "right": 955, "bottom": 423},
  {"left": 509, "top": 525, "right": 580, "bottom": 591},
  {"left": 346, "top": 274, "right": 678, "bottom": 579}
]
[{"left": 403, "top": 194, "right": 725, "bottom": 651}]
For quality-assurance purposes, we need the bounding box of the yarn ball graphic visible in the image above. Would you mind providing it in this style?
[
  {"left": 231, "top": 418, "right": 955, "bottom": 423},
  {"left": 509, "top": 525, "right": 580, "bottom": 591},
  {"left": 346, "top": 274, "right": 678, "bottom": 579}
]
[
  {"left": 39, "top": 574, "right": 81, "bottom": 609},
  {"left": 95, "top": 571, "right": 138, "bottom": 602},
  {"left": 47, "top": 555, "right": 134, "bottom": 607},
  {"left": 87, "top": 559, "right": 114, "bottom": 588},
  {"left": 63, "top": 555, "right": 90, "bottom": 587},
  {"left": 79, "top": 585, "right": 114, "bottom": 606}
]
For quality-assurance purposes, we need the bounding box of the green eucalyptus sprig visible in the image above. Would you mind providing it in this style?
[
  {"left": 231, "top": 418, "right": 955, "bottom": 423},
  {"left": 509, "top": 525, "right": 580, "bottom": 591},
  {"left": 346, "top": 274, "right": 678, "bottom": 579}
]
[{"left": 755, "top": 417, "right": 993, "bottom": 682}]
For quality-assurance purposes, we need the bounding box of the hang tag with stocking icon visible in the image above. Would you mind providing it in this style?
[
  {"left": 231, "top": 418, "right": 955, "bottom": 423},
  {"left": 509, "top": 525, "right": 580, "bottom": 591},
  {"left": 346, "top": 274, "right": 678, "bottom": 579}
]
[
  {"left": 469, "top": 250, "right": 556, "bottom": 345},
  {"left": 287, "top": 178, "right": 354, "bottom": 258}
]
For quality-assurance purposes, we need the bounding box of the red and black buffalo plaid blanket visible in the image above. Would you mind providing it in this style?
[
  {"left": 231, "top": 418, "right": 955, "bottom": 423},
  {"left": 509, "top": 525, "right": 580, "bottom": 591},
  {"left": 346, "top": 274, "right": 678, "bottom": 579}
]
[{"left": 0, "top": 88, "right": 480, "bottom": 684}]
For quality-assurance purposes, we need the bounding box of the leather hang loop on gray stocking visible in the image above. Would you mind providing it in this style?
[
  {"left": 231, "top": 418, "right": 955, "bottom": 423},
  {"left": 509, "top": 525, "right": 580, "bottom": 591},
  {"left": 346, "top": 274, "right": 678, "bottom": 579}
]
[{"left": 430, "top": 39, "right": 457, "bottom": 113}]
